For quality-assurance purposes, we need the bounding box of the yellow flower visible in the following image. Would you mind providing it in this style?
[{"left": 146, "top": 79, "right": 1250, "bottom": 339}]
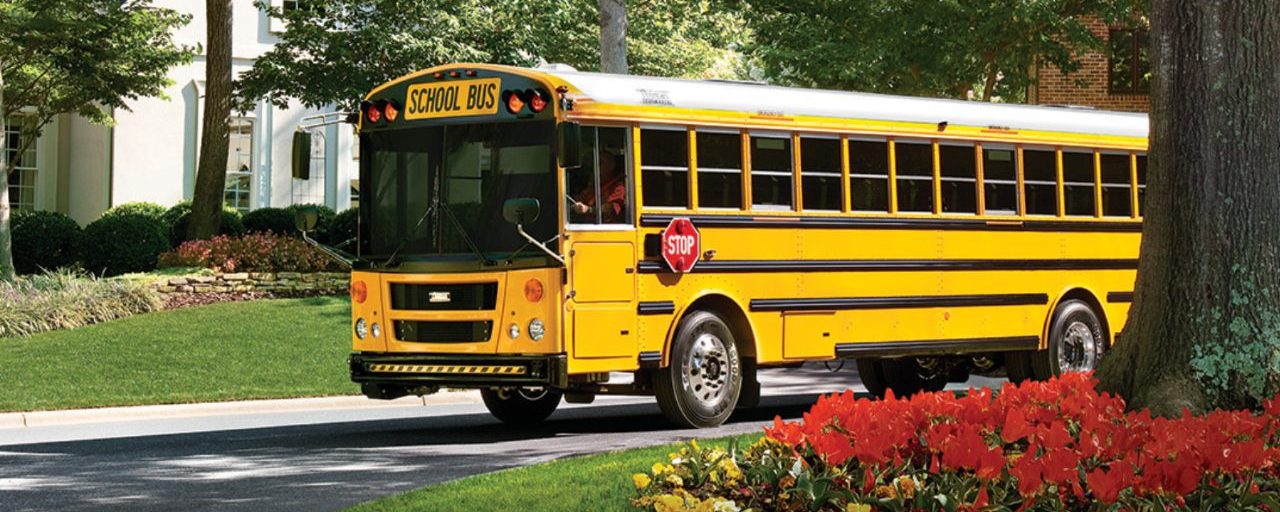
[
  {"left": 690, "top": 439, "right": 700, "bottom": 451},
  {"left": 653, "top": 494, "right": 686, "bottom": 512},
  {"left": 653, "top": 462, "right": 666, "bottom": 476},
  {"left": 665, "top": 474, "right": 684, "bottom": 487},
  {"left": 633, "top": 473, "right": 652, "bottom": 489},
  {"left": 846, "top": 504, "right": 872, "bottom": 512},
  {"left": 875, "top": 484, "right": 897, "bottom": 499},
  {"left": 894, "top": 475, "right": 917, "bottom": 499}
]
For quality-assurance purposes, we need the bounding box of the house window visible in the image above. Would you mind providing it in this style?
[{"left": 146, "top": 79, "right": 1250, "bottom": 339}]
[
  {"left": 4, "top": 118, "right": 36, "bottom": 213},
  {"left": 1109, "top": 29, "right": 1151, "bottom": 94},
  {"left": 224, "top": 118, "right": 254, "bottom": 212}
]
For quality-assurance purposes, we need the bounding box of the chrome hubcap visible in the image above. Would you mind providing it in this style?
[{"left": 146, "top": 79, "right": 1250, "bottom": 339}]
[
  {"left": 684, "top": 333, "right": 731, "bottom": 407},
  {"left": 1058, "top": 321, "right": 1100, "bottom": 372}
]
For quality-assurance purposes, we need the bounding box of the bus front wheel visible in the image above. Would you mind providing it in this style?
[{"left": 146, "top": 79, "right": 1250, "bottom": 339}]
[
  {"left": 655, "top": 310, "right": 743, "bottom": 428},
  {"left": 481, "top": 387, "right": 562, "bottom": 425}
]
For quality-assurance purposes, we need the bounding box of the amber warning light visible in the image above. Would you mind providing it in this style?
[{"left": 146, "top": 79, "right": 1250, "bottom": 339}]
[{"left": 350, "top": 280, "right": 368, "bottom": 304}]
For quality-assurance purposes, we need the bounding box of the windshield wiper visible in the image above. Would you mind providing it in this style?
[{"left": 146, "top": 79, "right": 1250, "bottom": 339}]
[
  {"left": 438, "top": 202, "right": 496, "bottom": 266},
  {"left": 383, "top": 200, "right": 437, "bottom": 268}
]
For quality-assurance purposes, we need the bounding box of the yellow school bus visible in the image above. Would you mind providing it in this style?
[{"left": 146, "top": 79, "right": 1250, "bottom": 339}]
[{"left": 338, "top": 63, "right": 1146, "bottom": 428}]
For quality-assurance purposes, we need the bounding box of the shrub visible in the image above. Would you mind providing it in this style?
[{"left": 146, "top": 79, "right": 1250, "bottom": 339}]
[
  {"left": 169, "top": 207, "right": 245, "bottom": 246},
  {"left": 161, "top": 201, "right": 191, "bottom": 228},
  {"left": 328, "top": 207, "right": 358, "bottom": 248},
  {"left": 633, "top": 374, "right": 1280, "bottom": 511},
  {"left": 242, "top": 207, "right": 296, "bottom": 235},
  {"left": 158, "top": 232, "right": 342, "bottom": 273},
  {"left": 10, "top": 210, "right": 81, "bottom": 274},
  {"left": 102, "top": 202, "right": 166, "bottom": 222},
  {"left": 81, "top": 213, "right": 169, "bottom": 276},
  {"left": 0, "top": 270, "right": 162, "bottom": 337},
  {"left": 285, "top": 203, "right": 335, "bottom": 241}
]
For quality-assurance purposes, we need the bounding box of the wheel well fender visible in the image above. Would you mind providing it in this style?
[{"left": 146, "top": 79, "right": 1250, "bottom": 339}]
[
  {"left": 663, "top": 292, "right": 757, "bottom": 366},
  {"left": 1044, "top": 287, "right": 1111, "bottom": 350}
]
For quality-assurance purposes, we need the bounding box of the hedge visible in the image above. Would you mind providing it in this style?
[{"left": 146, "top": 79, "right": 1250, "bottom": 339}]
[{"left": 11, "top": 210, "right": 81, "bottom": 274}]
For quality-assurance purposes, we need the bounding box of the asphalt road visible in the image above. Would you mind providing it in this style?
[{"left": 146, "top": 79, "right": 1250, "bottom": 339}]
[{"left": 0, "top": 366, "right": 1001, "bottom": 512}]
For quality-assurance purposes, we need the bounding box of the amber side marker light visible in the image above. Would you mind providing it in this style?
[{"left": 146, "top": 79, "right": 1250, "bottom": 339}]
[
  {"left": 351, "top": 281, "right": 368, "bottom": 304},
  {"left": 524, "top": 278, "right": 544, "bottom": 302},
  {"left": 503, "top": 90, "right": 525, "bottom": 113}
]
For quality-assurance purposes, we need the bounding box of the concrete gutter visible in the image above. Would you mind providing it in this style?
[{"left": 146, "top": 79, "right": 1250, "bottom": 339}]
[{"left": 0, "top": 391, "right": 482, "bottom": 430}]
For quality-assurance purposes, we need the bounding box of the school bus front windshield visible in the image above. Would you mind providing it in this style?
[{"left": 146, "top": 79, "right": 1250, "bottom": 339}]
[{"left": 359, "top": 120, "right": 559, "bottom": 266}]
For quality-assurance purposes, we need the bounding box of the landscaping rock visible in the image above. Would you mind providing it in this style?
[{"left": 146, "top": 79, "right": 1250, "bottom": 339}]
[{"left": 222, "top": 273, "right": 249, "bottom": 281}]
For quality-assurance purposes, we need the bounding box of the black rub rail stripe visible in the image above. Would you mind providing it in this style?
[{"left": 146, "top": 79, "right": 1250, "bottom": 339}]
[
  {"left": 749, "top": 293, "right": 1049, "bottom": 312},
  {"left": 639, "top": 213, "right": 1143, "bottom": 233},
  {"left": 637, "top": 301, "right": 676, "bottom": 315},
  {"left": 1108, "top": 291, "right": 1135, "bottom": 303},
  {"left": 638, "top": 351, "right": 663, "bottom": 368},
  {"left": 834, "top": 336, "right": 1040, "bottom": 358},
  {"left": 636, "top": 258, "right": 1138, "bottom": 274}
]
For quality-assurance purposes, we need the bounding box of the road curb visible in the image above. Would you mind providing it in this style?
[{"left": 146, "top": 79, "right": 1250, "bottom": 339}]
[{"left": 0, "top": 391, "right": 483, "bottom": 429}]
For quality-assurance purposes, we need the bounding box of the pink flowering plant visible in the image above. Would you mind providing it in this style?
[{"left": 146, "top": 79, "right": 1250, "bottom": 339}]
[{"left": 158, "top": 233, "right": 340, "bottom": 273}]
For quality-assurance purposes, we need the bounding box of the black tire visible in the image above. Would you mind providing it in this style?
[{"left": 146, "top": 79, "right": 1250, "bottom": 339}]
[
  {"left": 856, "top": 358, "right": 889, "bottom": 398},
  {"left": 881, "top": 358, "right": 947, "bottom": 397},
  {"left": 1005, "top": 351, "right": 1035, "bottom": 383},
  {"left": 481, "top": 387, "right": 562, "bottom": 425},
  {"left": 1031, "top": 299, "right": 1106, "bottom": 380},
  {"left": 655, "top": 310, "right": 743, "bottom": 428}
]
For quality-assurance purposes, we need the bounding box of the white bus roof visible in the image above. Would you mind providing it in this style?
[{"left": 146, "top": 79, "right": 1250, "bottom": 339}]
[{"left": 538, "top": 68, "right": 1150, "bottom": 139}]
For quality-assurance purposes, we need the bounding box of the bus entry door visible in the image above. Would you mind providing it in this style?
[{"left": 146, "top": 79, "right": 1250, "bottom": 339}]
[{"left": 568, "top": 234, "right": 637, "bottom": 359}]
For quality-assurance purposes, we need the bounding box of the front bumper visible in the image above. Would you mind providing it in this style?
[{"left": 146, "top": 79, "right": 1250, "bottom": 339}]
[{"left": 349, "top": 352, "right": 568, "bottom": 389}]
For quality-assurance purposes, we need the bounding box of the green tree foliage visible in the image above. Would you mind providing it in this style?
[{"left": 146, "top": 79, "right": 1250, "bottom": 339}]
[
  {"left": 0, "top": 0, "right": 193, "bottom": 281},
  {"left": 744, "top": 0, "right": 1138, "bottom": 100},
  {"left": 236, "top": 0, "right": 749, "bottom": 111}
]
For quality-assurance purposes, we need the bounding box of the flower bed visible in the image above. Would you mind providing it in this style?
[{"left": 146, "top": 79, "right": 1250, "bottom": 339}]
[
  {"left": 0, "top": 271, "right": 163, "bottom": 338},
  {"left": 632, "top": 373, "right": 1280, "bottom": 511},
  {"left": 158, "top": 232, "right": 342, "bottom": 273}
]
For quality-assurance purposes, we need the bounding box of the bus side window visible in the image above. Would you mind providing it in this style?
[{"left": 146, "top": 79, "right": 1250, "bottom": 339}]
[
  {"left": 1100, "top": 153, "right": 1132, "bottom": 217},
  {"left": 939, "top": 143, "right": 978, "bottom": 214},
  {"left": 894, "top": 140, "right": 934, "bottom": 213},
  {"left": 750, "top": 135, "right": 793, "bottom": 210},
  {"left": 982, "top": 146, "right": 1018, "bottom": 215},
  {"left": 569, "top": 126, "right": 631, "bottom": 224},
  {"left": 800, "top": 136, "right": 841, "bottom": 211},
  {"left": 1023, "top": 148, "right": 1058, "bottom": 215},
  {"left": 697, "top": 131, "right": 743, "bottom": 209},
  {"left": 1135, "top": 153, "right": 1147, "bottom": 216},
  {"left": 1062, "top": 150, "right": 1096, "bottom": 216},
  {"left": 640, "top": 128, "right": 689, "bottom": 208},
  {"left": 849, "top": 139, "right": 890, "bottom": 212}
]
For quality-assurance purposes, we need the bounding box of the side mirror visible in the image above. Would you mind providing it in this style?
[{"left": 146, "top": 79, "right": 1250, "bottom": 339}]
[
  {"left": 294, "top": 205, "right": 320, "bottom": 232},
  {"left": 557, "top": 122, "right": 581, "bottom": 169},
  {"left": 502, "top": 198, "right": 541, "bottom": 226},
  {"left": 292, "top": 131, "right": 312, "bottom": 179}
]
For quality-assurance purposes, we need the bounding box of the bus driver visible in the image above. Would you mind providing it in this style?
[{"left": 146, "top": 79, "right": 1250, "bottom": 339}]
[{"left": 569, "top": 150, "right": 627, "bottom": 223}]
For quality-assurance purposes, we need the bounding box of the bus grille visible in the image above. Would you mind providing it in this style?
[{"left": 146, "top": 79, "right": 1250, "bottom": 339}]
[
  {"left": 394, "top": 320, "right": 494, "bottom": 343},
  {"left": 389, "top": 283, "right": 498, "bottom": 311}
]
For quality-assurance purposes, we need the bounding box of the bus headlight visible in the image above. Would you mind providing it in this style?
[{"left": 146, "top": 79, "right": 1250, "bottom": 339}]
[
  {"left": 370, "top": 322, "right": 381, "bottom": 339},
  {"left": 528, "top": 318, "right": 545, "bottom": 341},
  {"left": 509, "top": 323, "right": 521, "bottom": 339},
  {"left": 355, "top": 318, "right": 368, "bottom": 339}
]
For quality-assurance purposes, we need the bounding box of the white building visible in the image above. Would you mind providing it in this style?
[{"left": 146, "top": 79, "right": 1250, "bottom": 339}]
[{"left": 6, "top": 0, "right": 358, "bottom": 226}]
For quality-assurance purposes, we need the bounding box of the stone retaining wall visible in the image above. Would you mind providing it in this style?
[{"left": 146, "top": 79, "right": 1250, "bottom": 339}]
[{"left": 153, "top": 272, "right": 348, "bottom": 295}]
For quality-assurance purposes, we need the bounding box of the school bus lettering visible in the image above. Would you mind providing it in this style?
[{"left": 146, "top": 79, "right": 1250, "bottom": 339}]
[{"left": 404, "top": 78, "right": 500, "bottom": 120}]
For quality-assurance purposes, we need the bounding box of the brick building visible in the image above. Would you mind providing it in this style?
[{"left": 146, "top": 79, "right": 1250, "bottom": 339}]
[{"left": 1028, "top": 16, "right": 1150, "bottom": 113}]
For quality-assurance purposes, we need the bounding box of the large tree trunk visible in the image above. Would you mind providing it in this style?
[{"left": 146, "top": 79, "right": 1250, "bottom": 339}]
[
  {"left": 188, "top": 0, "right": 233, "bottom": 241},
  {"left": 0, "top": 61, "right": 13, "bottom": 284},
  {"left": 1096, "top": 1, "right": 1280, "bottom": 415},
  {"left": 599, "top": 0, "right": 627, "bottom": 74}
]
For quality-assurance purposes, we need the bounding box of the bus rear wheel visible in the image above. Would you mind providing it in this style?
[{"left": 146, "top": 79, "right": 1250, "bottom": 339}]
[
  {"left": 655, "top": 310, "right": 743, "bottom": 428},
  {"left": 1031, "top": 299, "right": 1106, "bottom": 379},
  {"left": 481, "top": 387, "right": 562, "bottom": 425}
]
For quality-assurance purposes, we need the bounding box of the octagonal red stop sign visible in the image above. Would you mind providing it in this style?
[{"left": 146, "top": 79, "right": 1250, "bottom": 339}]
[{"left": 661, "top": 218, "right": 700, "bottom": 273}]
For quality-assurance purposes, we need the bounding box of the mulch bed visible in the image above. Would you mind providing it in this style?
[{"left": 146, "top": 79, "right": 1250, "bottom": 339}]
[{"left": 163, "top": 290, "right": 345, "bottom": 310}]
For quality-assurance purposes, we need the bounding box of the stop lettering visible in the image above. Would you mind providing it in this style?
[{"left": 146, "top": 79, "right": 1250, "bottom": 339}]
[{"left": 661, "top": 218, "right": 700, "bottom": 273}]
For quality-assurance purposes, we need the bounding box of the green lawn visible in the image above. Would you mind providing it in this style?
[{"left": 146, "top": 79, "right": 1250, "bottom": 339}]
[
  {"left": 348, "top": 434, "right": 761, "bottom": 512},
  {"left": 0, "top": 296, "right": 355, "bottom": 412}
]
